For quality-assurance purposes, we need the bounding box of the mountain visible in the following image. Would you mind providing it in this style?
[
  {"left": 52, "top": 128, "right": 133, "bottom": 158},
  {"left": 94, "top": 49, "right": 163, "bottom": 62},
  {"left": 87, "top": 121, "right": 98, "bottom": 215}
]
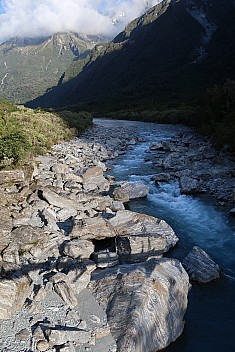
[
  {"left": 0, "top": 32, "right": 108, "bottom": 104},
  {"left": 28, "top": 0, "right": 235, "bottom": 111}
]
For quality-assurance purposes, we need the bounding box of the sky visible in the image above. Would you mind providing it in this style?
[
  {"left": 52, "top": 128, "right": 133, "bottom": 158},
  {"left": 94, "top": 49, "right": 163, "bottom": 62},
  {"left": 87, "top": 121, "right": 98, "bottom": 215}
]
[{"left": 0, "top": 0, "right": 162, "bottom": 43}]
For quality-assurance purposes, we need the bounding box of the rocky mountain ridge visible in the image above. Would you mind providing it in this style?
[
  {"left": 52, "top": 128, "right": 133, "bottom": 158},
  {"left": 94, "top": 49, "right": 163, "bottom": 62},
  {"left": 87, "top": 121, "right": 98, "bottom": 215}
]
[
  {"left": 0, "top": 32, "right": 108, "bottom": 104},
  {"left": 27, "top": 0, "right": 235, "bottom": 110}
]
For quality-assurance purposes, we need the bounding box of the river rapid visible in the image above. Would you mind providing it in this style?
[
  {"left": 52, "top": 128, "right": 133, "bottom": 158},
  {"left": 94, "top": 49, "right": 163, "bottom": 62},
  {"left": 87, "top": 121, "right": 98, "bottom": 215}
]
[{"left": 94, "top": 118, "right": 235, "bottom": 352}]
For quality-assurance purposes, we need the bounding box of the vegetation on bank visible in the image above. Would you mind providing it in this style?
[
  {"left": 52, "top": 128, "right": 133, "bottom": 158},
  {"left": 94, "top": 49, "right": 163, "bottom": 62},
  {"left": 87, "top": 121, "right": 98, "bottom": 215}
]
[
  {"left": 196, "top": 80, "right": 235, "bottom": 151},
  {"left": 0, "top": 99, "right": 92, "bottom": 169},
  {"left": 78, "top": 80, "right": 235, "bottom": 152}
]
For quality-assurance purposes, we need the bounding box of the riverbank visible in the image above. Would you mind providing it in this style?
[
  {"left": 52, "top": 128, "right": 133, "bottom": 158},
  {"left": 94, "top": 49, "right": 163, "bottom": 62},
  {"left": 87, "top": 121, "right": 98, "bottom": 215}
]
[{"left": 0, "top": 118, "right": 234, "bottom": 351}]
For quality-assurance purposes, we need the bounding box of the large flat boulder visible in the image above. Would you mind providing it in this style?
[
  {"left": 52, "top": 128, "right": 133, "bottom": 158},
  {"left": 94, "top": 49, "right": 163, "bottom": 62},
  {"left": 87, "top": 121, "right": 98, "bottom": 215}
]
[
  {"left": 90, "top": 258, "right": 190, "bottom": 352},
  {"left": 109, "top": 210, "right": 178, "bottom": 261}
]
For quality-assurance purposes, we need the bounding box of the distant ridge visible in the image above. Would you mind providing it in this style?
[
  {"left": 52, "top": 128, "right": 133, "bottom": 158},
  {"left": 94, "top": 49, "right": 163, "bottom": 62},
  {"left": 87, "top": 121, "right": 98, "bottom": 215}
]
[
  {"left": 27, "top": 0, "right": 235, "bottom": 111},
  {"left": 0, "top": 32, "right": 108, "bottom": 104}
]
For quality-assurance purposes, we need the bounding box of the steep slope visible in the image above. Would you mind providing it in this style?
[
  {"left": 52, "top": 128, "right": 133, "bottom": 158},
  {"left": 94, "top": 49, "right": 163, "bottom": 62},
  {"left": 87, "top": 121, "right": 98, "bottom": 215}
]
[
  {"left": 0, "top": 32, "right": 107, "bottom": 104},
  {"left": 28, "top": 0, "right": 235, "bottom": 110}
]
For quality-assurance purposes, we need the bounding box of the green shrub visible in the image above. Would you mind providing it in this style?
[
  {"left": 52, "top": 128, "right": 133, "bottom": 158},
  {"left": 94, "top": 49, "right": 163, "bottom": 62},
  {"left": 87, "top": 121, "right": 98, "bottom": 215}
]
[
  {"left": 56, "top": 110, "right": 93, "bottom": 134},
  {"left": 0, "top": 130, "right": 30, "bottom": 166},
  {"left": 0, "top": 100, "right": 92, "bottom": 169}
]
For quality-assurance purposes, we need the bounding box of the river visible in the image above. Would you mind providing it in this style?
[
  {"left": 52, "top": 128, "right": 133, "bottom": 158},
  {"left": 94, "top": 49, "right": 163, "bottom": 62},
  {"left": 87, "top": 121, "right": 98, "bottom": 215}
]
[{"left": 94, "top": 118, "right": 235, "bottom": 352}]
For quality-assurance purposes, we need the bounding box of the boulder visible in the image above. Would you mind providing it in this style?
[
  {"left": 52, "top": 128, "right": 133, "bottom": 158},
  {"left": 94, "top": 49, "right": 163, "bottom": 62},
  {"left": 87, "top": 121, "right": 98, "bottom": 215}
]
[
  {"left": 116, "top": 234, "right": 166, "bottom": 263},
  {"left": 112, "top": 188, "right": 130, "bottom": 203},
  {"left": 114, "top": 182, "right": 149, "bottom": 200},
  {"left": 90, "top": 258, "right": 190, "bottom": 352},
  {"left": 8, "top": 225, "right": 48, "bottom": 254},
  {"left": 63, "top": 239, "right": 95, "bottom": 259},
  {"left": 56, "top": 207, "right": 77, "bottom": 222},
  {"left": 50, "top": 163, "right": 69, "bottom": 174},
  {"left": 58, "top": 259, "right": 96, "bottom": 295},
  {"left": 41, "top": 188, "right": 82, "bottom": 210},
  {"left": 182, "top": 246, "right": 220, "bottom": 283},
  {"left": 163, "top": 153, "right": 183, "bottom": 170},
  {"left": 0, "top": 207, "right": 13, "bottom": 250},
  {"left": 82, "top": 166, "right": 110, "bottom": 192},
  {"left": 149, "top": 142, "right": 164, "bottom": 150},
  {"left": 0, "top": 170, "right": 25, "bottom": 185},
  {"left": 153, "top": 173, "right": 171, "bottom": 183},
  {"left": 180, "top": 176, "right": 200, "bottom": 194},
  {"left": 45, "top": 328, "right": 92, "bottom": 346},
  {"left": 109, "top": 210, "right": 178, "bottom": 251},
  {"left": 71, "top": 216, "right": 115, "bottom": 240},
  {"left": 51, "top": 273, "right": 78, "bottom": 308},
  {"left": 5, "top": 226, "right": 62, "bottom": 261},
  {"left": 0, "top": 274, "right": 33, "bottom": 319}
]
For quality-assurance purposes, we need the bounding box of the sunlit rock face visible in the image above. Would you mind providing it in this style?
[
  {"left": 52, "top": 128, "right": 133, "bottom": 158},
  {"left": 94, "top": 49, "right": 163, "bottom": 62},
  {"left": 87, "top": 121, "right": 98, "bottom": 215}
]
[{"left": 90, "top": 257, "right": 190, "bottom": 352}]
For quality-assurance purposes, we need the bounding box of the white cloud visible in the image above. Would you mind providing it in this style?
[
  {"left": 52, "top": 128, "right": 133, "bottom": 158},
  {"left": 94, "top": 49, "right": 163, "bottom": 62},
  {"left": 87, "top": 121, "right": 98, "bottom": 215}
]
[{"left": 0, "top": 0, "right": 162, "bottom": 42}]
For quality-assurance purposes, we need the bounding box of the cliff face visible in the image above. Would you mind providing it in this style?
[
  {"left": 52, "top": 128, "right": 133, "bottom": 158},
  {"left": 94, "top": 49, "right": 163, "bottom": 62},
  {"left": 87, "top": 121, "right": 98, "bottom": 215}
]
[{"left": 27, "top": 0, "right": 235, "bottom": 109}]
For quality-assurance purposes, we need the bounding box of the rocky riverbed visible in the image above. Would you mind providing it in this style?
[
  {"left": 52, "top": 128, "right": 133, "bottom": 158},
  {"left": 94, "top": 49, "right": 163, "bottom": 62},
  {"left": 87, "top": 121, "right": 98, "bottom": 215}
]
[{"left": 0, "top": 118, "right": 234, "bottom": 352}]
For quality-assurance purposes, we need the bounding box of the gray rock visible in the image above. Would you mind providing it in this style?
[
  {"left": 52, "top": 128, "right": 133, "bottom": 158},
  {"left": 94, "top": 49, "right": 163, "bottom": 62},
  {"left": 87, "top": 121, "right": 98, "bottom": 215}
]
[
  {"left": 15, "top": 328, "right": 30, "bottom": 341},
  {"left": 153, "top": 173, "right": 171, "bottom": 183},
  {"left": 51, "top": 163, "right": 69, "bottom": 175},
  {"left": 57, "top": 208, "right": 77, "bottom": 222},
  {"left": 112, "top": 188, "right": 130, "bottom": 203},
  {"left": 41, "top": 208, "right": 60, "bottom": 232},
  {"left": 116, "top": 234, "right": 166, "bottom": 263},
  {"left": 110, "top": 200, "right": 125, "bottom": 212},
  {"left": 183, "top": 246, "right": 220, "bottom": 283},
  {"left": 0, "top": 170, "right": 25, "bottom": 185},
  {"left": 0, "top": 207, "right": 13, "bottom": 244},
  {"left": 109, "top": 210, "right": 178, "bottom": 251},
  {"left": 36, "top": 340, "right": 51, "bottom": 351},
  {"left": 180, "top": 176, "right": 200, "bottom": 194},
  {"left": 58, "top": 342, "right": 76, "bottom": 352},
  {"left": 63, "top": 239, "right": 95, "bottom": 259},
  {"left": 0, "top": 274, "right": 33, "bottom": 319},
  {"left": 71, "top": 216, "right": 115, "bottom": 240},
  {"left": 91, "top": 251, "right": 119, "bottom": 268},
  {"left": 52, "top": 273, "right": 78, "bottom": 308},
  {"left": 46, "top": 328, "right": 92, "bottom": 346},
  {"left": 63, "top": 173, "right": 83, "bottom": 183},
  {"left": 82, "top": 167, "right": 110, "bottom": 192},
  {"left": 2, "top": 243, "right": 20, "bottom": 265},
  {"left": 41, "top": 188, "right": 82, "bottom": 211},
  {"left": 115, "top": 182, "right": 149, "bottom": 200},
  {"left": 90, "top": 258, "right": 190, "bottom": 352},
  {"left": 77, "top": 288, "right": 117, "bottom": 352},
  {"left": 163, "top": 153, "right": 183, "bottom": 169},
  {"left": 28, "top": 210, "right": 44, "bottom": 228},
  {"left": 1, "top": 225, "right": 48, "bottom": 260},
  {"left": 59, "top": 259, "right": 96, "bottom": 295},
  {"left": 149, "top": 142, "right": 164, "bottom": 150}
]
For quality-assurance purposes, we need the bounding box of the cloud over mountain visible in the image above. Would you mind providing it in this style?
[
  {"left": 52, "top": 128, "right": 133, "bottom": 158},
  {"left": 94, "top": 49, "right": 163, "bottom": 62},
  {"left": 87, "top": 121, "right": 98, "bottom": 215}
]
[{"left": 0, "top": 0, "right": 162, "bottom": 42}]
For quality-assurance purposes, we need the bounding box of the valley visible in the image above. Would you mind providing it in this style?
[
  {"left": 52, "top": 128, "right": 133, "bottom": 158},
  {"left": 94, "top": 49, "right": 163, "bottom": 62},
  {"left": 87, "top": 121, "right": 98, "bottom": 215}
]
[{"left": 0, "top": 1, "right": 235, "bottom": 351}]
